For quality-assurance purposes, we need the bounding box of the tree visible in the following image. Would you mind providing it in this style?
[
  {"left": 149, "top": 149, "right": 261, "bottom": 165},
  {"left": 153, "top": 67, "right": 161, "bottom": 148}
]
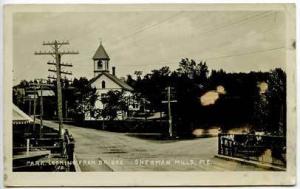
[
  {"left": 68, "top": 77, "right": 98, "bottom": 121},
  {"left": 126, "top": 74, "right": 136, "bottom": 89},
  {"left": 251, "top": 68, "right": 286, "bottom": 135},
  {"left": 266, "top": 68, "right": 286, "bottom": 135},
  {"left": 176, "top": 58, "right": 209, "bottom": 83},
  {"left": 133, "top": 66, "right": 171, "bottom": 112},
  {"left": 100, "top": 90, "right": 128, "bottom": 120},
  {"left": 134, "top": 71, "right": 143, "bottom": 80}
]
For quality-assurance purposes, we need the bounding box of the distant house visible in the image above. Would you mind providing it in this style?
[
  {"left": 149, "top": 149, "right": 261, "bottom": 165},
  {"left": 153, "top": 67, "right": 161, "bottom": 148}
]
[
  {"left": 85, "top": 42, "right": 139, "bottom": 120},
  {"left": 25, "top": 87, "right": 55, "bottom": 116},
  {"left": 13, "top": 83, "right": 56, "bottom": 119},
  {"left": 27, "top": 89, "right": 55, "bottom": 99}
]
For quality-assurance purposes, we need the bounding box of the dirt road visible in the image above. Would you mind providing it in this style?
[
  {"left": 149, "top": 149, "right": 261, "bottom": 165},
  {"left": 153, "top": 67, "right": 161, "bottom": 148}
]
[{"left": 43, "top": 120, "right": 266, "bottom": 171}]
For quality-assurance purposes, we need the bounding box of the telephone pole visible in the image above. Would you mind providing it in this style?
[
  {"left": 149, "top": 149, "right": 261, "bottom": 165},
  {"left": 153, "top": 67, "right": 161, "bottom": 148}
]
[
  {"left": 29, "top": 79, "right": 54, "bottom": 138},
  {"left": 35, "top": 40, "right": 78, "bottom": 137},
  {"left": 162, "top": 86, "right": 177, "bottom": 138}
]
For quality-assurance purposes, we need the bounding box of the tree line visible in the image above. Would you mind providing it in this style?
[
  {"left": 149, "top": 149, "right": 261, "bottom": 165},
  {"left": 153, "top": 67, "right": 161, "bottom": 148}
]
[
  {"left": 13, "top": 58, "right": 286, "bottom": 136},
  {"left": 126, "top": 58, "right": 286, "bottom": 136}
]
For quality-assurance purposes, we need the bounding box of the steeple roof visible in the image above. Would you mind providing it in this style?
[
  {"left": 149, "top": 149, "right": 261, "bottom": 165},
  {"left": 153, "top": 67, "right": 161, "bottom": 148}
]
[{"left": 93, "top": 43, "right": 110, "bottom": 60}]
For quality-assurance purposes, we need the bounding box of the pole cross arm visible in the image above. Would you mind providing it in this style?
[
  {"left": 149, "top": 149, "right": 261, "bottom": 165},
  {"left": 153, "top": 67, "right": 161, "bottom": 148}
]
[
  {"left": 60, "top": 63, "right": 73, "bottom": 67},
  {"left": 48, "top": 76, "right": 57, "bottom": 80},
  {"left": 34, "top": 51, "right": 55, "bottom": 55},
  {"left": 48, "top": 69, "right": 57, "bottom": 73},
  {"left": 58, "top": 51, "right": 79, "bottom": 55},
  {"left": 161, "top": 100, "right": 178, "bottom": 103},
  {"left": 43, "top": 41, "right": 69, "bottom": 45},
  {"left": 47, "top": 62, "right": 57, "bottom": 65},
  {"left": 60, "top": 71, "right": 72, "bottom": 75}
]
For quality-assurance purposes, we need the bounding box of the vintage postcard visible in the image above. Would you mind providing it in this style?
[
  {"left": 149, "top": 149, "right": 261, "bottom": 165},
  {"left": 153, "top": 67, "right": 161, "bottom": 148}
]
[{"left": 3, "top": 3, "right": 296, "bottom": 186}]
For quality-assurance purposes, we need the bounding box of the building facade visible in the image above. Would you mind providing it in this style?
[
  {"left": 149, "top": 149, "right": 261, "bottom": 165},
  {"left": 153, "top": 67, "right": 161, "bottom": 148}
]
[{"left": 85, "top": 42, "right": 139, "bottom": 120}]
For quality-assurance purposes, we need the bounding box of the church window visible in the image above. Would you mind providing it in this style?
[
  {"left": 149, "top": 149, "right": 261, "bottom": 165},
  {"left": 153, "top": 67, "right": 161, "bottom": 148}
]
[{"left": 102, "top": 81, "right": 106, "bottom": 88}]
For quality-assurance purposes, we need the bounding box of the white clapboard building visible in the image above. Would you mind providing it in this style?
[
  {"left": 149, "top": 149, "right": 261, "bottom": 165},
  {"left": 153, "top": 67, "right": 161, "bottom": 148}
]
[{"left": 85, "top": 42, "right": 139, "bottom": 120}]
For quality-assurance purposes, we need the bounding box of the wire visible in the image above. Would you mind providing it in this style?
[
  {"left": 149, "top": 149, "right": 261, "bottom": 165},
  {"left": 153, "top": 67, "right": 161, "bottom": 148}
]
[
  {"left": 108, "top": 11, "right": 185, "bottom": 53},
  {"left": 196, "top": 11, "right": 274, "bottom": 36},
  {"left": 109, "top": 11, "right": 275, "bottom": 55},
  {"left": 206, "top": 46, "right": 285, "bottom": 60},
  {"left": 112, "top": 11, "right": 185, "bottom": 44},
  {"left": 115, "top": 46, "right": 285, "bottom": 67}
]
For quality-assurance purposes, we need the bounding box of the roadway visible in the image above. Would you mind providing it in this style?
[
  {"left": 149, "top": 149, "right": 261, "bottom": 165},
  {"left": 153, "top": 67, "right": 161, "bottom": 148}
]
[{"left": 43, "top": 120, "right": 266, "bottom": 171}]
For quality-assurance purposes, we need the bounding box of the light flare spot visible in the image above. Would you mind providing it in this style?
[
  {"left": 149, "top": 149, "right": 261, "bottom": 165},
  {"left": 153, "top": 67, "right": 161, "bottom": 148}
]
[
  {"left": 200, "top": 91, "right": 219, "bottom": 106},
  {"left": 192, "top": 129, "right": 204, "bottom": 136},
  {"left": 199, "top": 85, "right": 226, "bottom": 106},
  {"left": 216, "top": 85, "right": 226, "bottom": 94},
  {"left": 192, "top": 128, "right": 220, "bottom": 137},
  {"left": 258, "top": 81, "right": 268, "bottom": 94}
]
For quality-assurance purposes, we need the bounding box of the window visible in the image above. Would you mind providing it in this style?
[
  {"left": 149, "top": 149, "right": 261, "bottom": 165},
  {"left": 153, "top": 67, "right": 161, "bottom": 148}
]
[
  {"left": 97, "top": 61, "right": 103, "bottom": 70},
  {"left": 101, "top": 81, "right": 106, "bottom": 88}
]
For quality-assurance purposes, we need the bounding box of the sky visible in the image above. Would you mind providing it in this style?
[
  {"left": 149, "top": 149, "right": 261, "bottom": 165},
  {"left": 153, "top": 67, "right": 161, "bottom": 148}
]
[{"left": 13, "top": 10, "right": 286, "bottom": 85}]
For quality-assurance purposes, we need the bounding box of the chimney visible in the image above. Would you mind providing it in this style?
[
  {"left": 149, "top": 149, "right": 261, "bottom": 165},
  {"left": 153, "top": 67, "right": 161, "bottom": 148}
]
[{"left": 112, "top": 66, "right": 116, "bottom": 76}]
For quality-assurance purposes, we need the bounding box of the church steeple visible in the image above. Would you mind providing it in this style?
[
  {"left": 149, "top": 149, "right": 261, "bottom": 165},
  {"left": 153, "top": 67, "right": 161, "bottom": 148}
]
[{"left": 93, "top": 42, "right": 110, "bottom": 76}]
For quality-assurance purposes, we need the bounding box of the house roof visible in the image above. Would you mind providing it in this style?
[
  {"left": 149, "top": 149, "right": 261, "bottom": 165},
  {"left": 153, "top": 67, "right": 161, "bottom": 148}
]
[
  {"left": 90, "top": 72, "right": 134, "bottom": 91},
  {"left": 13, "top": 104, "right": 33, "bottom": 125},
  {"left": 93, "top": 43, "right": 110, "bottom": 60},
  {"left": 26, "top": 89, "right": 55, "bottom": 98},
  {"left": 36, "top": 90, "right": 55, "bottom": 97}
]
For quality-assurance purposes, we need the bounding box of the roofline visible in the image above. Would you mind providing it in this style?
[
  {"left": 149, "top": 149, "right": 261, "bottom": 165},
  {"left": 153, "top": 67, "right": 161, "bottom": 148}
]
[{"left": 89, "top": 72, "right": 134, "bottom": 91}]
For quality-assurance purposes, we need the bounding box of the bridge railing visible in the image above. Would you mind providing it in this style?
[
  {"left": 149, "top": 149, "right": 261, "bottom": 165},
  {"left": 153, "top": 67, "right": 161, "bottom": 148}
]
[
  {"left": 62, "top": 129, "right": 75, "bottom": 162},
  {"left": 218, "top": 133, "right": 286, "bottom": 167}
]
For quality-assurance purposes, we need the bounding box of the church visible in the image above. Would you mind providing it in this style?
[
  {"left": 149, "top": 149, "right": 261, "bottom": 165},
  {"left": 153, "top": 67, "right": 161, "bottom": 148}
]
[{"left": 85, "top": 42, "right": 138, "bottom": 120}]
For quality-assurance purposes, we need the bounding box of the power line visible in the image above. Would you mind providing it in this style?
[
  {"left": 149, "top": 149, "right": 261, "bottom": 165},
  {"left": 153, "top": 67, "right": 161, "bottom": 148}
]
[
  {"left": 206, "top": 46, "right": 285, "bottom": 60},
  {"left": 115, "top": 11, "right": 184, "bottom": 43},
  {"left": 112, "top": 11, "right": 274, "bottom": 56},
  {"left": 109, "top": 11, "right": 185, "bottom": 52},
  {"left": 196, "top": 11, "right": 274, "bottom": 36},
  {"left": 114, "top": 46, "right": 285, "bottom": 67},
  {"left": 67, "top": 11, "right": 185, "bottom": 52}
]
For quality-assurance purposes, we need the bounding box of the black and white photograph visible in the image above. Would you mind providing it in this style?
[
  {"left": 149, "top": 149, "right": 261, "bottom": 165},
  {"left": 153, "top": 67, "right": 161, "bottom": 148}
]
[{"left": 3, "top": 3, "right": 296, "bottom": 186}]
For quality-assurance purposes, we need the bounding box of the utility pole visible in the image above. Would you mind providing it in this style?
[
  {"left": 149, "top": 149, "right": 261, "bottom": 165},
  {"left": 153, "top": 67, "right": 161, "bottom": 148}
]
[
  {"left": 35, "top": 40, "right": 78, "bottom": 138},
  {"left": 141, "top": 98, "right": 147, "bottom": 120},
  {"left": 33, "top": 86, "right": 37, "bottom": 132},
  {"left": 28, "top": 99, "right": 32, "bottom": 116},
  {"left": 29, "top": 79, "right": 53, "bottom": 138},
  {"left": 162, "top": 86, "right": 177, "bottom": 138},
  {"left": 23, "top": 88, "right": 37, "bottom": 132},
  {"left": 65, "top": 100, "right": 68, "bottom": 119}
]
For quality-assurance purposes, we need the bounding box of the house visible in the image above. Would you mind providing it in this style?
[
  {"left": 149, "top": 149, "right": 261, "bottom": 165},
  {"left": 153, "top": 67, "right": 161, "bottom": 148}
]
[
  {"left": 85, "top": 42, "right": 138, "bottom": 120},
  {"left": 25, "top": 87, "right": 56, "bottom": 119}
]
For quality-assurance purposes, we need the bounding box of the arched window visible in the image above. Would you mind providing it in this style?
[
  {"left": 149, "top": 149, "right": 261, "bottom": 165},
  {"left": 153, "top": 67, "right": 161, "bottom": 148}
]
[
  {"left": 101, "top": 81, "right": 106, "bottom": 88},
  {"left": 97, "top": 60, "right": 103, "bottom": 70}
]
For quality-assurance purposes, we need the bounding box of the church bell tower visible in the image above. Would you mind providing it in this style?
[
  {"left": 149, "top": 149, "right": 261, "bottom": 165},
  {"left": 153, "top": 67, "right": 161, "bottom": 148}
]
[{"left": 93, "top": 42, "right": 110, "bottom": 76}]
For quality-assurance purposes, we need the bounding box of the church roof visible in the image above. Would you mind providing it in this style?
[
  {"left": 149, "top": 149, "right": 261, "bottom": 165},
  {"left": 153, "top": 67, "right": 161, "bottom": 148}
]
[
  {"left": 93, "top": 43, "right": 110, "bottom": 60},
  {"left": 90, "top": 72, "right": 134, "bottom": 91}
]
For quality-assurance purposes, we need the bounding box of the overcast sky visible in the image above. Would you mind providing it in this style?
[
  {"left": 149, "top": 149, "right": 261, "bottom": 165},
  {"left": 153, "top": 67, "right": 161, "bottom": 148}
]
[{"left": 13, "top": 10, "right": 286, "bottom": 85}]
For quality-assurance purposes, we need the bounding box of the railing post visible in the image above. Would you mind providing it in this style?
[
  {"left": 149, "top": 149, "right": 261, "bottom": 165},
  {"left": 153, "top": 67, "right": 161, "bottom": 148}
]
[
  {"left": 218, "top": 133, "right": 221, "bottom": 155},
  {"left": 68, "top": 142, "right": 74, "bottom": 161}
]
